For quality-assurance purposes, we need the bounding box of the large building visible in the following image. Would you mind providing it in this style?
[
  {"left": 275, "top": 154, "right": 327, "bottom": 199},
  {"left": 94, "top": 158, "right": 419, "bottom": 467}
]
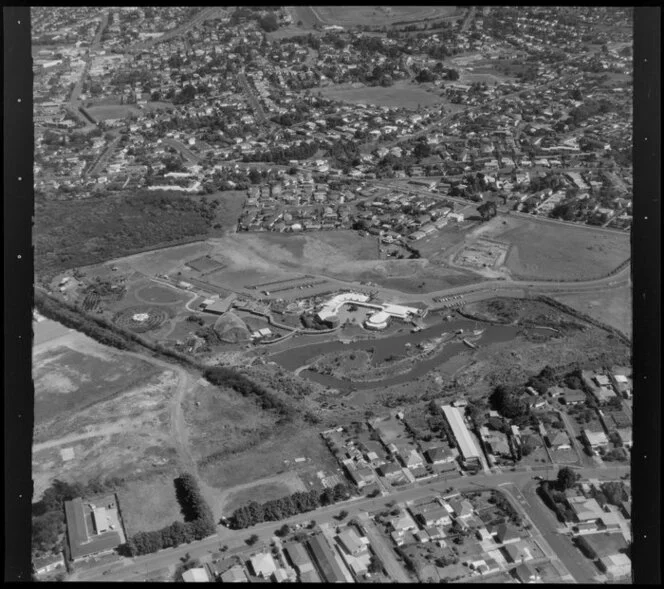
[
  {"left": 64, "top": 495, "right": 124, "bottom": 562},
  {"left": 307, "top": 535, "right": 350, "bottom": 583},
  {"left": 440, "top": 405, "right": 482, "bottom": 469}
]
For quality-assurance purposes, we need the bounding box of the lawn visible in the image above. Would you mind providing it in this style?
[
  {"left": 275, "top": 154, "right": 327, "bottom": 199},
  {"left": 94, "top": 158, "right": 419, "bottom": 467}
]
[
  {"left": 550, "top": 286, "right": 632, "bottom": 338},
  {"left": 135, "top": 284, "right": 184, "bottom": 304},
  {"left": 119, "top": 475, "right": 183, "bottom": 536},
  {"left": 314, "top": 82, "right": 445, "bottom": 110},
  {"left": 478, "top": 215, "right": 630, "bottom": 281},
  {"left": 86, "top": 104, "right": 142, "bottom": 120}
]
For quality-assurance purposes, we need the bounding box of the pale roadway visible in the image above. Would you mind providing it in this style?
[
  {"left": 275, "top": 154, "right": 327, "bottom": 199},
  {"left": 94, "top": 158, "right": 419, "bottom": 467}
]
[{"left": 76, "top": 464, "right": 629, "bottom": 582}]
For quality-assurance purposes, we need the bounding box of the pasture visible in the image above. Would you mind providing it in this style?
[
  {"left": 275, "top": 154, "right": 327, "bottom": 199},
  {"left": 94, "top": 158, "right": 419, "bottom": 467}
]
[
  {"left": 135, "top": 284, "right": 183, "bottom": 304},
  {"left": 315, "top": 81, "right": 444, "bottom": 110},
  {"left": 220, "top": 473, "right": 307, "bottom": 515}
]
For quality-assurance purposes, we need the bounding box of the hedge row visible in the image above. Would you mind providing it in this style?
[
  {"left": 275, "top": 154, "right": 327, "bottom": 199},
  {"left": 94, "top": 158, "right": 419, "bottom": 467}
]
[{"left": 230, "top": 482, "right": 353, "bottom": 529}]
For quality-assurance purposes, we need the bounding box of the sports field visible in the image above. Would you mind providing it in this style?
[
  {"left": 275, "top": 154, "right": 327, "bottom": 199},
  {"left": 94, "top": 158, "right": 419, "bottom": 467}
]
[
  {"left": 311, "top": 6, "right": 459, "bottom": 26},
  {"left": 315, "top": 82, "right": 444, "bottom": 110},
  {"left": 473, "top": 215, "right": 630, "bottom": 281}
]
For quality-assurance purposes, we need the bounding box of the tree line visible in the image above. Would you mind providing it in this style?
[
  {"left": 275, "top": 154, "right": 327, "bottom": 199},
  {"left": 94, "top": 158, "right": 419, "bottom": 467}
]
[
  {"left": 229, "top": 482, "right": 353, "bottom": 529},
  {"left": 203, "top": 366, "right": 296, "bottom": 422},
  {"left": 119, "top": 473, "right": 216, "bottom": 557}
]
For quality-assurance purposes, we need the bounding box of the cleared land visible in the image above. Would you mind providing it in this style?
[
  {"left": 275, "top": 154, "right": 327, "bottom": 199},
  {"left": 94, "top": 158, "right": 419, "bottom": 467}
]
[
  {"left": 550, "top": 286, "right": 632, "bottom": 338},
  {"left": 314, "top": 81, "right": 445, "bottom": 110},
  {"left": 471, "top": 215, "right": 630, "bottom": 281},
  {"left": 86, "top": 104, "right": 142, "bottom": 120},
  {"left": 32, "top": 323, "right": 181, "bottom": 501},
  {"left": 219, "top": 472, "right": 307, "bottom": 515}
]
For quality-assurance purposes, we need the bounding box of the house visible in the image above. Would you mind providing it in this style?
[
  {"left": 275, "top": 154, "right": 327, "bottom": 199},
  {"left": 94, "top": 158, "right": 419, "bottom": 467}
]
[
  {"left": 615, "top": 428, "right": 632, "bottom": 449},
  {"left": 425, "top": 446, "right": 457, "bottom": 465},
  {"left": 399, "top": 448, "right": 425, "bottom": 469},
  {"left": 285, "top": 543, "right": 315, "bottom": 576},
  {"left": 336, "top": 528, "right": 367, "bottom": 557},
  {"left": 388, "top": 512, "right": 418, "bottom": 534},
  {"left": 548, "top": 431, "right": 571, "bottom": 450},
  {"left": 492, "top": 522, "right": 521, "bottom": 544},
  {"left": 567, "top": 497, "right": 604, "bottom": 522},
  {"left": 250, "top": 553, "right": 277, "bottom": 578},
  {"left": 182, "top": 568, "right": 210, "bottom": 582},
  {"left": 513, "top": 562, "right": 542, "bottom": 583},
  {"left": 418, "top": 507, "right": 452, "bottom": 528},
  {"left": 502, "top": 542, "right": 533, "bottom": 564},
  {"left": 562, "top": 390, "right": 586, "bottom": 405},
  {"left": 593, "top": 386, "right": 617, "bottom": 403},
  {"left": 449, "top": 498, "right": 474, "bottom": 520},
  {"left": 219, "top": 565, "right": 249, "bottom": 583},
  {"left": 307, "top": 535, "right": 349, "bottom": 583},
  {"left": 346, "top": 466, "right": 377, "bottom": 489},
  {"left": 377, "top": 462, "right": 402, "bottom": 479},
  {"left": 583, "top": 429, "right": 609, "bottom": 452},
  {"left": 577, "top": 532, "right": 628, "bottom": 560},
  {"left": 599, "top": 553, "right": 631, "bottom": 579}
]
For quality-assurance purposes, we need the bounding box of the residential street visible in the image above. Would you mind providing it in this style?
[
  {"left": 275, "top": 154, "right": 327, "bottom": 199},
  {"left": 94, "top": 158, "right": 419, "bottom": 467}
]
[{"left": 75, "top": 464, "right": 629, "bottom": 582}]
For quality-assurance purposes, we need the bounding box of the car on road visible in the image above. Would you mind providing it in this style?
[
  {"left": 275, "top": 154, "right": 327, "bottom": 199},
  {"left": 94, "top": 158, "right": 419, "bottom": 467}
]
[{"left": 533, "top": 475, "right": 544, "bottom": 481}]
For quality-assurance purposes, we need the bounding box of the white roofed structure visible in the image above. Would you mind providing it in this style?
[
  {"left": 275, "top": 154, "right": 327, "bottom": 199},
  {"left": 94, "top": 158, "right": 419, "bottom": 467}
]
[{"left": 441, "top": 405, "right": 482, "bottom": 467}]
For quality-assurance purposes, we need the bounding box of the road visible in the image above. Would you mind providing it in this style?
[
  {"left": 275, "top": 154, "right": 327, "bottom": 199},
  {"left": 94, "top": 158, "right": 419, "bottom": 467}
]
[
  {"left": 78, "top": 465, "right": 629, "bottom": 582},
  {"left": 126, "top": 7, "right": 227, "bottom": 53},
  {"left": 162, "top": 137, "right": 202, "bottom": 165},
  {"left": 460, "top": 6, "right": 476, "bottom": 33},
  {"left": 238, "top": 72, "right": 269, "bottom": 125},
  {"left": 87, "top": 134, "right": 121, "bottom": 176}
]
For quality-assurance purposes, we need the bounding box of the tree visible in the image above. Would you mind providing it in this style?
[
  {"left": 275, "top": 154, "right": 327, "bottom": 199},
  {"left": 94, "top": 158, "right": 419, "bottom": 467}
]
[
  {"left": 557, "top": 467, "right": 579, "bottom": 491},
  {"left": 259, "top": 13, "right": 279, "bottom": 32},
  {"left": 477, "top": 201, "right": 497, "bottom": 221},
  {"left": 337, "top": 509, "right": 349, "bottom": 520},
  {"left": 246, "top": 534, "right": 260, "bottom": 546},
  {"left": 276, "top": 523, "right": 290, "bottom": 537}
]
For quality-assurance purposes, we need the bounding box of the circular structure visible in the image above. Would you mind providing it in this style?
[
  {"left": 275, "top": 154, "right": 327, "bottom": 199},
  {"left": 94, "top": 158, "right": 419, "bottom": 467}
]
[
  {"left": 365, "top": 311, "right": 390, "bottom": 330},
  {"left": 113, "top": 306, "right": 170, "bottom": 333},
  {"left": 135, "top": 284, "right": 182, "bottom": 304}
]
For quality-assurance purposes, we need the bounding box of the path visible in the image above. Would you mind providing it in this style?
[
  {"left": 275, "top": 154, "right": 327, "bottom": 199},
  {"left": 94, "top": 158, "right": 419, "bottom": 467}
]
[{"left": 33, "top": 425, "right": 127, "bottom": 452}]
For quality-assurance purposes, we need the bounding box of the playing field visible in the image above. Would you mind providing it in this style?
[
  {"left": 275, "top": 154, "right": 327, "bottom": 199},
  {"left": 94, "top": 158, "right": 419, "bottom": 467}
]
[
  {"left": 312, "top": 6, "right": 459, "bottom": 26},
  {"left": 315, "top": 82, "right": 444, "bottom": 110},
  {"left": 86, "top": 104, "right": 142, "bottom": 120},
  {"left": 135, "top": 284, "right": 183, "bottom": 304},
  {"left": 120, "top": 475, "right": 184, "bottom": 536},
  {"left": 474, "top": 215, "right": 630, "bottom": 281}
]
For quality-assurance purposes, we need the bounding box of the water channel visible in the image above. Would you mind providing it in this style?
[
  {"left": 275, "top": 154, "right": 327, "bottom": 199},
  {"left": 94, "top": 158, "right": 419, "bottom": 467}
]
[{"left": 269, "top": 314, "right": 554, "bottom": 392}]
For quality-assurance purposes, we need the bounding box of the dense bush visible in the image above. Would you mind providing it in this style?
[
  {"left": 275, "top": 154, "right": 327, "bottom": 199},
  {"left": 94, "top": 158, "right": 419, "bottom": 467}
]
[
  {"left": 229, "top": 483, "right": 352, "bottom": 529},
  {"left": 204, "top": 367, "right": 296, "bottom": 420},
  {"left": 489, "top": 384, "right": 530, "bottom": 419}
]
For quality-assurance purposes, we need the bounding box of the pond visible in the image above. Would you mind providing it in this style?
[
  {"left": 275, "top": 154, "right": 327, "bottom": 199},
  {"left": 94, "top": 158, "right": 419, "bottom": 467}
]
[{"left": 269, "top": 314, "right": 554, "bottom": 392}]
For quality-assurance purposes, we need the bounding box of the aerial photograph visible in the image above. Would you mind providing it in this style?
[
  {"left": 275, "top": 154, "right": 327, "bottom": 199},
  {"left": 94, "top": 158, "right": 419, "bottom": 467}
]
[{"left": 30, "top": 5, "right": 635, "bottom": 583}]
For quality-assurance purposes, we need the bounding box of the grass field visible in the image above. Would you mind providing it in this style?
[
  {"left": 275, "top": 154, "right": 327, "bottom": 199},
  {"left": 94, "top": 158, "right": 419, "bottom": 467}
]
[
  {"left": 312, "top": 5, "right": 459, "bottom": 26},
  {"left": 315, "top": 81, "right": 444, "bottom": 110},
  {"left": 220, "top": 473, "right": 307, "bottom": 515},
  {"left": 120, "top": 475, "right": 183, "bottom": 536},
  {"left": 550, "top": 286, "right": 632, "bottom": 338},
  {"left": 86, "top": 104, "right": 142, "bottom": 120},
  {"left": 474, "top": 215, "right": 630, "bottom": 281},
  {"left": 135, "top": 284, "right": 184, "bottom": 304}
]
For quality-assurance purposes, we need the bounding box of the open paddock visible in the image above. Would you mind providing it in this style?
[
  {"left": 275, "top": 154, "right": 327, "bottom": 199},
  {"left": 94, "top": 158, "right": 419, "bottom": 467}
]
[
  {"left": 220, "top": 472, "right": 307, "bottom": 515},
  {"left": 118, "top": 241, "right": 214, "bottom": 276},
  {"left": 135, "top": 284, "right": 184, "bottom": 304}
]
